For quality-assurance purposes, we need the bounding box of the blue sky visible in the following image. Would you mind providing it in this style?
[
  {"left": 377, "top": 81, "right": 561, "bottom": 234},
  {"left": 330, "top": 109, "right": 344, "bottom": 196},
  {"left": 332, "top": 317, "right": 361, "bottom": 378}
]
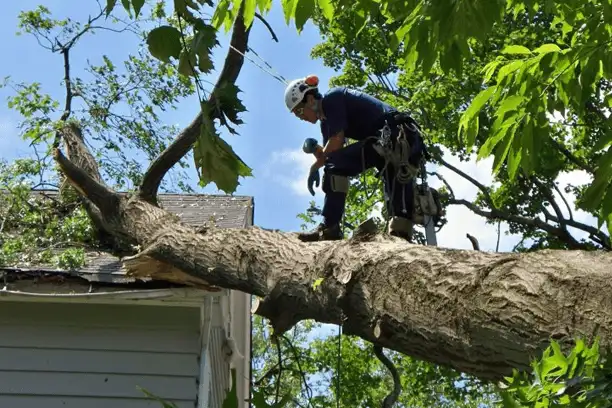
[{"left": 0, "top": 0, "right": 600, "bottom": 253}]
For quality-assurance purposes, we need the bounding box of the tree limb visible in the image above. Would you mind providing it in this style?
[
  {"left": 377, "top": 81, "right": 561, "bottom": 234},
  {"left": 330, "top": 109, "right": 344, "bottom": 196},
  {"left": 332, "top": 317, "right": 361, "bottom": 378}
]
[
  {"left": 437, "top": 157, "right": 494, "bottom": 206},
  {"left": 448, "top": 198, "right": 589, "bottom": 250},
  {"left": 255, "top": 12, "right": 278, "bottom": 42},
  {"left": 532, "top": 177, "right": 568, "bottom": 231},
  {"left": 373, "top": 345, "right": 401, "bottom": 408},
  {"left": 552, "top": 182, "right": 574, "bottom": 221},
  {"left": 549, "top": 137, "right": 595, "bottom": 174},
  {"left": 53, "top": 148, "right": 119, "bottom": 215},
  {"left": 138, "top": 14, "right": 251, "bottom": 204}
]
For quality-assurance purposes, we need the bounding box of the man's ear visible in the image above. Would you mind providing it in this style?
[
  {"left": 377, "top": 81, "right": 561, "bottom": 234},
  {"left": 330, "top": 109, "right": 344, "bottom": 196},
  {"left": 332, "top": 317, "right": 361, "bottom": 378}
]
[{"left": 306, "top": 94, "right": 317, "bottom": 107}]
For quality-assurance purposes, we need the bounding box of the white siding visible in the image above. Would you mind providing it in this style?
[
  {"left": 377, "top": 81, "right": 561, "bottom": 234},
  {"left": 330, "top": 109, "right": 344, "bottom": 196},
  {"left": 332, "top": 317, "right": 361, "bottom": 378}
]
[
  {"left": 0, "top": 301, "right": 200, "bottom": 408},
  {"left": 208, "top": 327, "right": 230, "bottom": 408}
]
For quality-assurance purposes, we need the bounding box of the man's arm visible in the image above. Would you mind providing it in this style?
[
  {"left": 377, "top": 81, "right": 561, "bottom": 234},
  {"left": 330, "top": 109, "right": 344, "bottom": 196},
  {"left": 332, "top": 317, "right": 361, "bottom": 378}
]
[{"left": 312, "top": 131, "right": 345, "bottom": 169}]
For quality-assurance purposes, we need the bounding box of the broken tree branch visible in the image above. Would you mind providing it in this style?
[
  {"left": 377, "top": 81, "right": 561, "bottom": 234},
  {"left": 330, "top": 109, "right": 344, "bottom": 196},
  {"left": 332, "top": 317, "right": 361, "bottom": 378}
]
[
  {"left": 138, "top": 13, "right": 251, "bottom": 204},
  {"left": 466, "top": 233, "right": 480, "bottom": 250},
  {"left": 53, "top": 148, "right": 119, "bottom": 215},
  {"left": 373, "top": 345, "right": 402, "bottom": 408}
]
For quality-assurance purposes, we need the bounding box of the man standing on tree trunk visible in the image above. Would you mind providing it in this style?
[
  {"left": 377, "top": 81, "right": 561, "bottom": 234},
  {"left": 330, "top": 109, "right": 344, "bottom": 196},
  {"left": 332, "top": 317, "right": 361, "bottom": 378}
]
[{"left": 284, "top": 75, "right": 426, "bottom": 243}]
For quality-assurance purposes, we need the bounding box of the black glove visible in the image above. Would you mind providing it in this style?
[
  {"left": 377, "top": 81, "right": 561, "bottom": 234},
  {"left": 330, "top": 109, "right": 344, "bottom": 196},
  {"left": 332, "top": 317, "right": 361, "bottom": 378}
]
[{"left": 307, "top": 168, "right": 320, "bottom": 196}]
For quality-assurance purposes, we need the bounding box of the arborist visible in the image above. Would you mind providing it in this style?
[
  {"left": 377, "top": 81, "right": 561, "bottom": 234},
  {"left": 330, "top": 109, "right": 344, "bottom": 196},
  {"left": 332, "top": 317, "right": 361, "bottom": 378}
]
[{"left": 284, "top": 75, "right": 426, "bottom": 243}]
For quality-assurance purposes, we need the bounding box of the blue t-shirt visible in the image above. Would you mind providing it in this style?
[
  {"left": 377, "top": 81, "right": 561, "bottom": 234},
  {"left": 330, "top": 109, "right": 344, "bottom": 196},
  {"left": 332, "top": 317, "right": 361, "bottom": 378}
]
[{"left": 319, "top": 87, "right": 396, "bottom": 145}]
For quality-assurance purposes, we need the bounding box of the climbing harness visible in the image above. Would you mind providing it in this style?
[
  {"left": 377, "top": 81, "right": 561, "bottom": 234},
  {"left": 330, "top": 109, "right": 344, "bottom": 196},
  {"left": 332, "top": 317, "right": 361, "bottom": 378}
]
[{"left": 366, "top": 115, "right": 446, "bottom": 245}]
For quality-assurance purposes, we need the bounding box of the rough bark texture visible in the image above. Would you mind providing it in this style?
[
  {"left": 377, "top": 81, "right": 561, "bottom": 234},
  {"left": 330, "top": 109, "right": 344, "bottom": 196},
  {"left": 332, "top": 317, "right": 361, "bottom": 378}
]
[{"left": 49, "top": 11, "right": 612, "bottom": 383}]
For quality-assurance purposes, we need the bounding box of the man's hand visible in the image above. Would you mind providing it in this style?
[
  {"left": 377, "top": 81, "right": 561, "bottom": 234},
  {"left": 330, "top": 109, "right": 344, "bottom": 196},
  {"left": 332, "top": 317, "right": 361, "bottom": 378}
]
[{"left": 307, "top": 167, "right": 320, "bottom": 196}]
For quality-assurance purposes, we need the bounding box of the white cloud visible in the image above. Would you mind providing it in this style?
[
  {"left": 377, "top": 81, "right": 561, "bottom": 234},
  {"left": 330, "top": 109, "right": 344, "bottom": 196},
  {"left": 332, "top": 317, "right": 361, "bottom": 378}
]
[{"left": 265, "top": 148, "right": 317, "bottom": 196}]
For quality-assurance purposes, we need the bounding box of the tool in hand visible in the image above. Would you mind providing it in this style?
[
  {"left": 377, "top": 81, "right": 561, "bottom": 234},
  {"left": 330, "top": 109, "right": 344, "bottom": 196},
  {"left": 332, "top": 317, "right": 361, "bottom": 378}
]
[{"left": 302, "top": 137, "right": 323, "bottom": 158}]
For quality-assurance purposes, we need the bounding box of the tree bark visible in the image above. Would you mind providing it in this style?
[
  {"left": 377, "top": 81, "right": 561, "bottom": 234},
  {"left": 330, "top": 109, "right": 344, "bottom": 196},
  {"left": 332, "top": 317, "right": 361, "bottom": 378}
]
[
  {"left": 50, "top": 9, "right": 612, "bottom": 383},
  {"left": 52, "top": 148, "right": 612, "bottom": 381}
]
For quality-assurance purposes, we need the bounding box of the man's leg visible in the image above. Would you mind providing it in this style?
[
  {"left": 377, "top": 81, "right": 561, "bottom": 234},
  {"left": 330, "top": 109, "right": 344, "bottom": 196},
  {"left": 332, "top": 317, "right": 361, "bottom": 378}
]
[{"left": 298, "top": 140, "right": 383, "bottom": 242}]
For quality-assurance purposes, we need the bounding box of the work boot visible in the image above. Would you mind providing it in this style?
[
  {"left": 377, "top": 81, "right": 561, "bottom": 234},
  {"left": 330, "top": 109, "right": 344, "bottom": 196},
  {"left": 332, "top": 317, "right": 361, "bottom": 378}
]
[
  {"left": 297, "top": 223, "right": 343, "bottom": 242},
  {"left": 388, "top": 216, "right": 413, "bottom": 243}
]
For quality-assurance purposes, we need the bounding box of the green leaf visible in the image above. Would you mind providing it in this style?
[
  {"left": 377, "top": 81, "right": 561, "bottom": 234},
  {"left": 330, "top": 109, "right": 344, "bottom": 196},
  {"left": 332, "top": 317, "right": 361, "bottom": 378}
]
[
  {"left": 533, "top": 43, "right": 561, "bottom": 54},
  {"left": 121, "top": 0, "right": 131, "bottom": 15},
  {"left": 194, "top": 109, "right": 252, "bottom": 194},
  {"left": 105, "top": 0, "right": 117, "bottom": 16},
  {"left": 501, "top": 45, "right": 532, "bottom": 55},
  {"left": 146, "top": 26, "right": 182, "bottom": 63},
  {"left": 281, "top": 0, "right": 298, "bottom": 25},
  {"left": 582, "top": 149, "right": 612, "bottom": 211},
  {"left": 211, "top": 0, "right": 231, "bottom": 30},
  {"left": 215, "top": 82, "right": 247, "bottom": 126},
  {"left": 601, "top": 187, "right": 612, "bottom": 241},
  {"left": 294, "top": 0, "right": 314, "bottom": 32},
  {"left": 132, "top": 0, "right": 145, "bottom": 17},
  {"left": 458, "top": 86, "right": 496, "bottom": 147},
  {"left": 492, "top": 122, "right": 518, "bottom": 176},
  {"left": 177, "top": 50, "right": 197, "bottom": 76},
  {"left": 316, "top": 0, "right": 334, "bottom": 20},
  {"left": 193, "top": 23, "right": 218, "bottom": 73},
  {"left": 312, "top": 277, "right": 324, "bottom": 290},
  {"left": 243, "top": 0, "right": 257, "bottom": 28},
  {"left": 496, "top": 95, "right": 525, "bottom": 118},
  {"left": 257, "top": 0, "right": 272, "bottom": 13}
]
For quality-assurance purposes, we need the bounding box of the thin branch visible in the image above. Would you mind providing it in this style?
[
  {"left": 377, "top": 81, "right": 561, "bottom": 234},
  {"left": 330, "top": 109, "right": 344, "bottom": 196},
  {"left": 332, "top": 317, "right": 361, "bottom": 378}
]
[
  {"left": 274, "top": 336, "right": 282, "bottom": 405},
  {"left": 427, "top": 171, "right": 455, "bottom": 198},
  {"left": 496, "top": 220, "right": 501, "bottom": 252},
  {"left": 552, "top": 182, "right": 574, "bottom": 221},
  {"left": 466, "top": 233, "right": 480, "bottom": 250},
  {"left": 437, "top": 157, "right": 494, "bottom": 205},
  {"left": 532, "top": 177, "right": 568, "bottom": 231},
  {"left": 282, "top": 334, "right": 314, "bottom": 408},
  {"left": 373, "top": 345, "right": 401, "bottom": 408},
  {"left": 449, "top": 198, "right": 589, "bottom": 250},
  {"left": 549, "top": 137, "right": 595, "bottom": 174},
  {"left": 139, "top": 12, "right": 251, "bottom": 203},
  {"left": 254, "top": 12, "right": 278, "bottom": 42}
]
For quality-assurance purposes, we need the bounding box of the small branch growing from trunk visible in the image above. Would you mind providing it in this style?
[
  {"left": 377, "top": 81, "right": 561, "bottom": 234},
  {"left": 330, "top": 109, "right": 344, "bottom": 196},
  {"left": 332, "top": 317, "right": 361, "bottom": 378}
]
[
  {"left": 373, "top": 345, "right": 401, "bottom": 408},
  {"left": 466, "top": 233, "right": 480, "bottom": 250}
]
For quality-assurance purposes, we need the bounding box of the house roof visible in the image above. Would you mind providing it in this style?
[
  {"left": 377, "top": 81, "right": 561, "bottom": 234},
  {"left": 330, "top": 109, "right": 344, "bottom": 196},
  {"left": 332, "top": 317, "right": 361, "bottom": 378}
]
[{"left": 0, "top": 190, "right": 254, "bottom": 290}]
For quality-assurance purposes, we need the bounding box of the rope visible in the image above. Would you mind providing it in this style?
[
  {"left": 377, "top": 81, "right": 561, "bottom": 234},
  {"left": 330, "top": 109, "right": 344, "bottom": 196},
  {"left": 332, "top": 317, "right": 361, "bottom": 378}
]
[
  {"left": 229, "top": 44, "right": 288, "bottom": 85},
  {"left": 336, "top": 323, "right": 342, "bottom": 408}
]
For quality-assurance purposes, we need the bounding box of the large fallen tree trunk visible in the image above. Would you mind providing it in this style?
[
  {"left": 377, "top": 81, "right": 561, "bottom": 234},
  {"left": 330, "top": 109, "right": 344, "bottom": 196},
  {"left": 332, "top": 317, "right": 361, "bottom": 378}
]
[
  {"left": 56, "top": 146, "right": 612, "bottom": 380},
  {"left": 49, "top": 9, "right": 612, "bottom": 383}
]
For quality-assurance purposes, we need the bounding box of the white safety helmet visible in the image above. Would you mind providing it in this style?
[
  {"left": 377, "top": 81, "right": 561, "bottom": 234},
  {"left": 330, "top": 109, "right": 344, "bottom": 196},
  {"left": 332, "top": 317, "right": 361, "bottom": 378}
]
[{"left": 284, "top": 75, "right": 319, "bottom": 111}]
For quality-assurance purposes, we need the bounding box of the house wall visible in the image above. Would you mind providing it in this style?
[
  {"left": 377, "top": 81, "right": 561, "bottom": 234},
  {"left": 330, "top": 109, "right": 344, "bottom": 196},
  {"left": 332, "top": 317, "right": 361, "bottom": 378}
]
[{"left": 0, "top": 301, "right": 201, "bottom": 408}]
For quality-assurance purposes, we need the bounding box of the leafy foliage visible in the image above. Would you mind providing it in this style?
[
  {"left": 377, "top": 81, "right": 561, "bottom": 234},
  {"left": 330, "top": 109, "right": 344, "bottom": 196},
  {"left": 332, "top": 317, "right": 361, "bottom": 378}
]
[
  {"left": 499, "top": 337, "right": 612, "bottom": 408},
  {"left": 107, "top": 0, "right": 252, "bottom": 194},
  {"left": 0, "top": 159, "right": 94, "bottom": 269}
]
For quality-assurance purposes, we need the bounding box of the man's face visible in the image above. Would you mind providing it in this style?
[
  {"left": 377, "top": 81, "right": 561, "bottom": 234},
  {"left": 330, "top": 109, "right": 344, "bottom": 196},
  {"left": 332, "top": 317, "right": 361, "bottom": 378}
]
[{"left": 292, "top": 95, "right": 318, "bottom": 124}]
